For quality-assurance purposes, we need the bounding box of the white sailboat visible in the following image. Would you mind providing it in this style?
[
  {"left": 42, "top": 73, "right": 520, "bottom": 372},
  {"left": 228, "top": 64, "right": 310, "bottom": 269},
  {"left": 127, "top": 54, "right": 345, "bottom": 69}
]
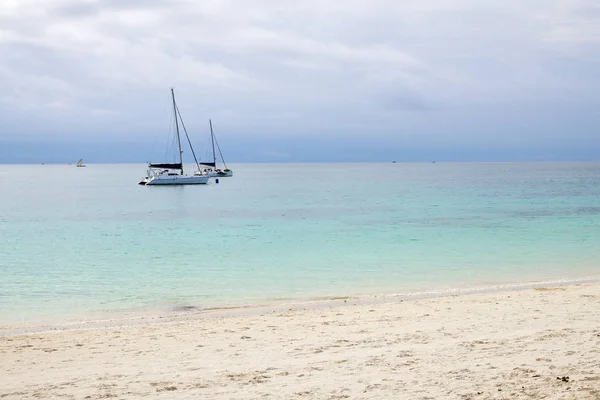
[
  {"left": 200, "top": 119, "right": 233, "bottom": 177},
  {"left": 138, "top": 88, "right": 209, "bottom": 186},
  {"left": 76, "top": 158, "right": 86, "bottom": 167}
]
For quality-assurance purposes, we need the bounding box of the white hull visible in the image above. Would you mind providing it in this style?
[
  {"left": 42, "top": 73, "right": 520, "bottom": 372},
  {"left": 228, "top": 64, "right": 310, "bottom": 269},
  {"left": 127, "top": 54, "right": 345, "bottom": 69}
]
[
  {"left": 207, "top": 170, "right": 233, "bottom": 177},
  {"left": 140, "top": 173, "right": 209, "bottom": 185}
]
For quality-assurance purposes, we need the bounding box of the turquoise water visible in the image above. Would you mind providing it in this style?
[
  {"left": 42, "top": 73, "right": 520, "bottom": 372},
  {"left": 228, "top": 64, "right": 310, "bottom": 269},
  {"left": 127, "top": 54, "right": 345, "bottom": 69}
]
[{"left": 1, "top": 162, "right": 600, "bottom": 324}]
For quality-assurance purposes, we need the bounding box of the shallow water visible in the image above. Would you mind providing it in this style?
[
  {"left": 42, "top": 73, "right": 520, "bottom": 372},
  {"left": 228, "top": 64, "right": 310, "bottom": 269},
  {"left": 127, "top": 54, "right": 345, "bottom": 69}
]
[{"left": 1, "top": 162, "right": 599, "bottom": 324}]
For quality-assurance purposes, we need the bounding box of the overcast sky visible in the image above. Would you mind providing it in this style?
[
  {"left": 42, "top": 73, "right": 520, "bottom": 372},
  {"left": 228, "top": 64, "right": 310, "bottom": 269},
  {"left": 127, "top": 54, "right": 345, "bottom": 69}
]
[{"left": 1, "top": 0, "right": 599, "bottom": 162}]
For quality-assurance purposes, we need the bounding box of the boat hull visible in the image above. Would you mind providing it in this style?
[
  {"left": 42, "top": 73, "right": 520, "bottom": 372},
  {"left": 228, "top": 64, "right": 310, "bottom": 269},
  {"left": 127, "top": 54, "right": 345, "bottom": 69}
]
[
  {"left": 207, "top": 170, "right": 233, "bottom": 177},
  {"left": 142, "top": 174, "right": 209, "bottom": 185}
]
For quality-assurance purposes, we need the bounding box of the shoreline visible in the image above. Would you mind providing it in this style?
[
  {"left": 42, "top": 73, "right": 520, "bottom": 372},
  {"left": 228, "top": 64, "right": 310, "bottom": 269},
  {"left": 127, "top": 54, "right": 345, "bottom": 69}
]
[
  {"left": 3, "top": 273, "right": 599, "bottom": 337},
  {"left": 2, "top": 277, "right": 600, "bottom": 399}
]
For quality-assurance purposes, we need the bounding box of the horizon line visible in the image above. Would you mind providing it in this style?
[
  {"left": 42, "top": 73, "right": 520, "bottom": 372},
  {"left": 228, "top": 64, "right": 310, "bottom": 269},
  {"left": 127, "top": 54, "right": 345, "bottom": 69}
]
[{"left": 2, "top": 160, "right": 600, "bottom": 165}]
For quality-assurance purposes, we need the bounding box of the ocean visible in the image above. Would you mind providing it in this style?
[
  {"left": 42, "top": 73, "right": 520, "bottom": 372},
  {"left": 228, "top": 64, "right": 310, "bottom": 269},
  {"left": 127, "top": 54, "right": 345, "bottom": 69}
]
[{"left": 1, "top": 162, "right": 599, "bottom": 325}]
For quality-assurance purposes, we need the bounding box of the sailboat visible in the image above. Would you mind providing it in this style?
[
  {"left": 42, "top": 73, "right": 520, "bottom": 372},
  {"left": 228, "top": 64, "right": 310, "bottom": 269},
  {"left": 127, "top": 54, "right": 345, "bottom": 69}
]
[
  {"left": 76, "top": 158, "right": 86, "bottom": 167},
  {"left": 200, "top": 119, "right": 233, "bottom": 177},
  {"left": 138, "top": 88, "right": 209, "bottom": 186}
]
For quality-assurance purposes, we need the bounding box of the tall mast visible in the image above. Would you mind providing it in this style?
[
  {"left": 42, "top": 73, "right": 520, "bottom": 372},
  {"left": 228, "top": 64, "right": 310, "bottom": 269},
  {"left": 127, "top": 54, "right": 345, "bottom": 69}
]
[
  {"left": 211, "top": 122, "right": 228, "bottom": 170},
  {"left": 171, "top": 88, "right": 184, "bottom": 175},
  {"left": 209, "top": 119, "right": 217, "bottom": 166},
  {"left": 176, "top": 105, "right": 202, "bottom": 172}
]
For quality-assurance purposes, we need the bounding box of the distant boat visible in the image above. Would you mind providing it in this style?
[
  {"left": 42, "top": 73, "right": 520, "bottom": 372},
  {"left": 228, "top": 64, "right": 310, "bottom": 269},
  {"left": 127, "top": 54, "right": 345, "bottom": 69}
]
[
  {"left": 76, "top": 159, "right": 86, "bottom": 167},
  {"left": 200, "top": 119, "right": 233, "bottom": 177},
  {"left": 138, "top": 88, "right": 209, "bottom": 186}
]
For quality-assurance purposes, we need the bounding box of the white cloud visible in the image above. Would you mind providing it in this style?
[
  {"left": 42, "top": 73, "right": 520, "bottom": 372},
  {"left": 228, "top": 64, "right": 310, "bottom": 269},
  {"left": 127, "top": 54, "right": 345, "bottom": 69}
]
[{"left": 0, "top": 0, "right": 599, "bottom": 142}]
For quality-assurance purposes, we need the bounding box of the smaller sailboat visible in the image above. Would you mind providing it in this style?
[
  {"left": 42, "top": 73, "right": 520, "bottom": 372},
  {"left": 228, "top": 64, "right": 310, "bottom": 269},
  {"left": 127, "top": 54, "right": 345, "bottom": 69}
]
[
  {"left": 138, "top": 88, "right": 209, "bottom": 186},
  {"left": 200, "top": 119, "right": 233, "bottom": 177},
  {"left": 76, "top": 158, "right": 86, "bottom": 167}
]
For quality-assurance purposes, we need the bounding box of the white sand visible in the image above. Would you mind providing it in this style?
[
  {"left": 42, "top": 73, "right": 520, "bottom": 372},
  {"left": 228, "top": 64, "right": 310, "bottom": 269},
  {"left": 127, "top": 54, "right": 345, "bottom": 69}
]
[{"left": 1, "top": 283, "right": 600, "bottom": 399}]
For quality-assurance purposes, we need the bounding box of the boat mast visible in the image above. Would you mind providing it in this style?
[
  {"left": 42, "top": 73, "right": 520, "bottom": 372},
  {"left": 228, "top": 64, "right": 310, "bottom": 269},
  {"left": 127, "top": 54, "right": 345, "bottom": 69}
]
[
  {"left": 209, "top": 119, "right": 217, "bottom": 167},
  {"left": 171, "top": 88, "right": 184, "bottom": 175},
  {"left": 176, "top": 105, "right": 202, "bottom": 172},
  {"left": 211, "top": 122, "right": 228, "bottom": 170}
]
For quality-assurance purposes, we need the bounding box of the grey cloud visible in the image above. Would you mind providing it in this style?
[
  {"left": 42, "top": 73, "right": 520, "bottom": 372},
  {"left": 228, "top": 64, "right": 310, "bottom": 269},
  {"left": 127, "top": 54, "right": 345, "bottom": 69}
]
[
  {"left": 0, "top": 0, "right": 599, "bottom": 158},
  {"left": 573, "top": 4, "right": 600, "bottom": 18},
  {"left": 98, "top": 0, "right": 175, "bottom": 10},
  {"left": 52, "top": 0, "right": 174, "bottom": 18},
  {"left": 378, "top": 91, "right": 432, "bottom": 112},
  {"left": 52, "top": 2, "right": 100, "bottom": 18}
]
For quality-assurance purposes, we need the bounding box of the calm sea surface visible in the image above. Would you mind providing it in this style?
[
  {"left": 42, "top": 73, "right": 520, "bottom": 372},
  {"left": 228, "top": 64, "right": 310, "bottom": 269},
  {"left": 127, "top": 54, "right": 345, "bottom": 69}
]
[{"left": 1, "top": 162, "right": 599, "bottom": 324}]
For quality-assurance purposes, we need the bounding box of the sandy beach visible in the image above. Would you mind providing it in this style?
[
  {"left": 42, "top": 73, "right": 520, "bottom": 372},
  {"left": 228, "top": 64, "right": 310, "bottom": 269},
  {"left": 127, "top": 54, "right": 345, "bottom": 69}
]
[{"left": 1, "top": 282, "right": 600, "bottom": 399}]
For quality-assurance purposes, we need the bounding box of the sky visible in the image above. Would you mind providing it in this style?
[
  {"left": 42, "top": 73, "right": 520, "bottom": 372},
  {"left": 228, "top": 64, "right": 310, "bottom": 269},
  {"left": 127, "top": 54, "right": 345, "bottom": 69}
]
[{"left": 1, "top": 0, "right": 599, "bottom": 163}]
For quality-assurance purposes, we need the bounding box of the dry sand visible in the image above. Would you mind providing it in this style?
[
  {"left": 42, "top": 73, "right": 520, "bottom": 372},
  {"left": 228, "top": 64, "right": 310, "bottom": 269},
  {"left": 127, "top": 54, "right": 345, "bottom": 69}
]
[{"left": 1, "top": 283, "right": 600, "bottom": 399}]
